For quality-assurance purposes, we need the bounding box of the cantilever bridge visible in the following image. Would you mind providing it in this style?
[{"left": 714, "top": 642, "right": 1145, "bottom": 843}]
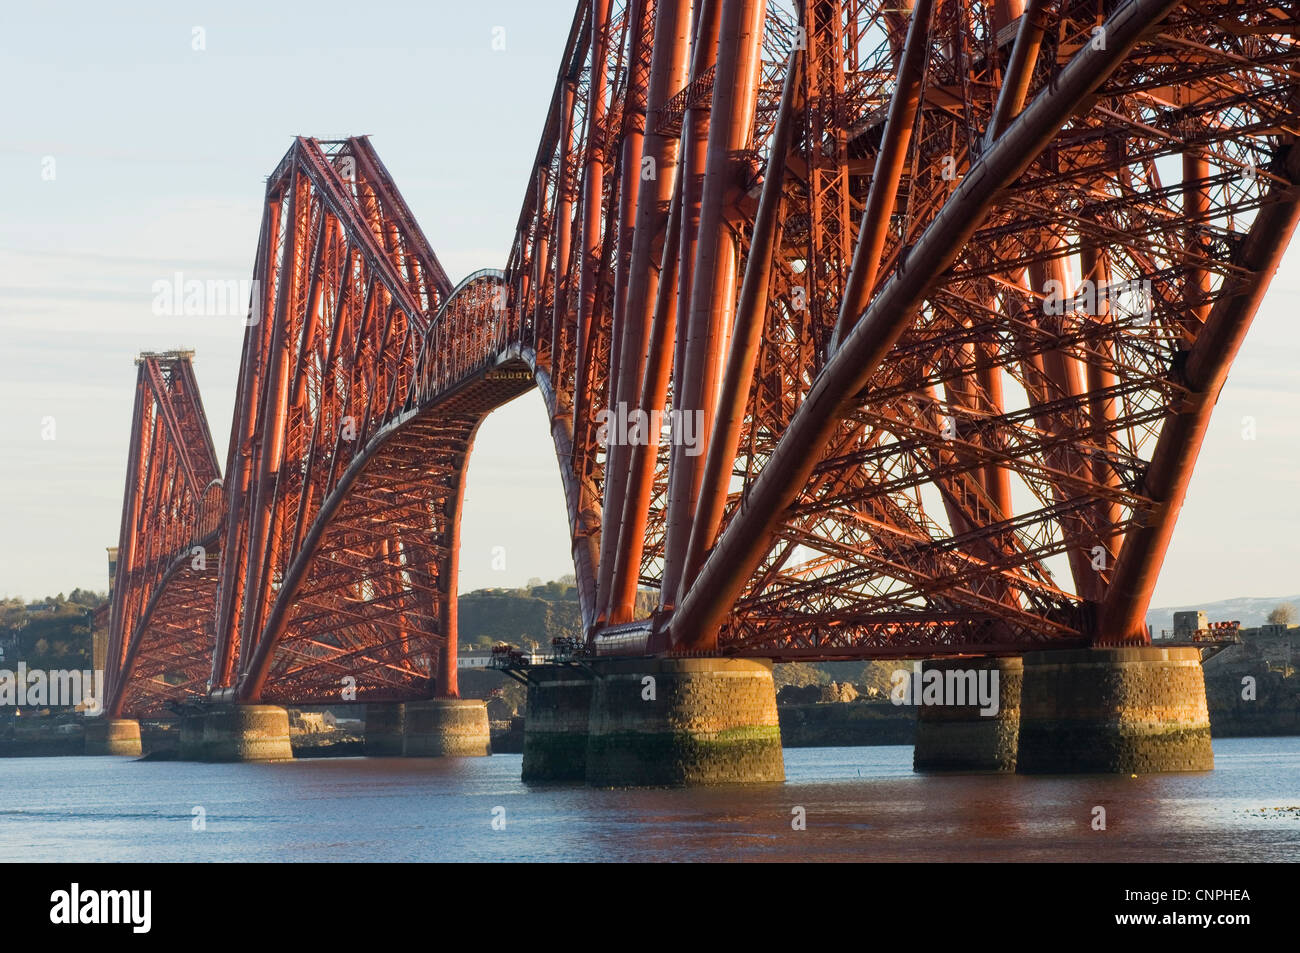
[{"left": 103, "top": 0, "right": 1299, "bottom": 721}]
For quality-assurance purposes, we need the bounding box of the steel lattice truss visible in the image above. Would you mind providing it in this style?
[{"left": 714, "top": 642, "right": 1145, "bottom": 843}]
[
  {"left": 209, "top": 139, "right": 537, "bottom": 708},
  {"left": 105, "top": 353, "right": 221, "bottom": 716},
  {"left": 505, "top": 0, "right": 1300, "bottom": 661},
  {"left": 106, "top": 0, "right": 1299, "bottom": 712}
]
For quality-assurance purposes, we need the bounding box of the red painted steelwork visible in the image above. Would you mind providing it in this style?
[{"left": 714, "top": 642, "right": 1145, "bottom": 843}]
[
  {"left": 105, "top": 353, "right": 221, "bottom": 717},
  {"left": 103, "top": 2, "right": 1300, "bottom": 712}
]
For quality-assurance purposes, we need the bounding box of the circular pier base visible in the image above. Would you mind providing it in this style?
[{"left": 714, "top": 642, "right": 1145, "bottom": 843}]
[
  {"left": 84, "top": 718, "right": 143, "bottom": 757},
  {"left": 585, "top": 657, "right": 784, "bottom": 787},
  {"left": 913, "top": 657, "right": 1022, "bottom": 773},
  {"left": 521, "top": 665, "right": 595, "bottom": 782},
  {"left": 403, "top": 699, "right": 491, "bottom": 757},
  {"left": 1017, "top": 647, "right": 1214, "bottom": 774},
  {"left": 201, "top": 705, "right": 294, "bottom": 762},
  {"left": 363, "top": 703, "right": 406, "bottom": 757}
]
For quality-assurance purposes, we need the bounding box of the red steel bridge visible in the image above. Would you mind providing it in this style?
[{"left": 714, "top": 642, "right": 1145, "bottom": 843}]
[{"left": 103, "top": 0, "right": 1299, "bottom": 718}]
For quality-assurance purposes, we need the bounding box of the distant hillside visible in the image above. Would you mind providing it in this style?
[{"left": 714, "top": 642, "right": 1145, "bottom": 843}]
[
  {"left": 457, "top": 578, "right": 656, "bottom": 650},
  {"left": 1146, "top": 594, "right": 1300, "bottom": 634},
  {"left": 458, "top": 584, "right": 583, "bottom": 649},
  {"left": 0, "top": 591, "right": 106, "bottom": 670}
]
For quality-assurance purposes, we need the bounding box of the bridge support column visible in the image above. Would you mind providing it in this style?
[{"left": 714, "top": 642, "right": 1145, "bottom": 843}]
[
  {"left": 585, "top": 658, "right": 784, "bottom": 787},
  {"left": 363, "top": 703, "right": 406, "bottom": 757},
  {"left": 912, "top": 657, "right": 1022, "bottom": 773},
  {"left": 521, "top": 665, "right": 594, "bottom": 783},
  {"left": 178, "top": 711, "right": 207, "bottom": 760},
  {"left": 201, "top": 705, "right": 293, "bottom": 762},
  {"left": 84, "top": 718, "right": 142, "bottom": 757},
  {"left": 402, "top": 699, "right": 490, "bottom": 757},
  {"left": 1017, "top": 647, "right": 1213, "bottom": 774}
]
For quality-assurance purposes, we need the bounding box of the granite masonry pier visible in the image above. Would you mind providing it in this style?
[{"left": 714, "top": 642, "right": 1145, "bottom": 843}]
[
  {"left": 362, "top": 703, "right": 406, "bottom": 756},
  {"left": 521, "top": 664, "right": 596, "bottom": 782},
  {"left": 913, "top": 656, "right": 1023, "bottom": 773},
  {"left": 84, "top": 718, "right": 143, "bottom": 757},
  {"left": 581, "top": 657, "right": 784, "bottom": 786},
  {"left": 402, "top": 699, "right": 491, "bottom": 757},
  {"left": 1017, "top": 646, "right": 1214, "bottom": 774},
  {"left": 175, "top": 705, "right": 294, "bottom": 762},
  {"left": 521, "top": 657, "right": 784, "bottom": 786},
  {"left": 177, "top": 710, "right": 205, "bottom": 760}
]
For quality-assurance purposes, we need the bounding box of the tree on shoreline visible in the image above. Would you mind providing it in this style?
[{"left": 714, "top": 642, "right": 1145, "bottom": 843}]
[{"left": 1267, "top": 603, "right": 1297, "bottom": 626}]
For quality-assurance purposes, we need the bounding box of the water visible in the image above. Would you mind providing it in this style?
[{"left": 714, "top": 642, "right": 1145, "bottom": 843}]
[{"left": 2, "top": 738, "right": 1298, "bottom": 862}]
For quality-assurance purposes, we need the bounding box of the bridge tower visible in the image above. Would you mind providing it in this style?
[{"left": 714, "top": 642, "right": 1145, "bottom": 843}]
[{"left": 90, "top": 351, "right": 222, "bottom": 756}]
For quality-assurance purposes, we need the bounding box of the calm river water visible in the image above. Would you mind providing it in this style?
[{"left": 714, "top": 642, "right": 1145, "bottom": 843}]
[{"left": 2, "top": 738, "right": 1297, "bottom": 862}]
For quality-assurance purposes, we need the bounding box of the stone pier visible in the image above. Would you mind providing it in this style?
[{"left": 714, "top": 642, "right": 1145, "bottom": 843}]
[
  {"left": 521, "top": 665, "right": 595, "bottom": 782},
  {"left": 402, "top": 699, "right": 490, "bottom": 757},
  {"left": 584, "top": 658, "right": 784, "bottom": 787},
  {"left": 1017, "top": 647, "right": 1214, "bottom": 774},
  {"left": 178, "top": 711, "right": 207, "bottom": 760},
  {"left": 363, "top": 703, "right": 406, "bottom": 757},
  {"left": 913, "top": 657, "right": 1022, "bottom": 773},
  {"left": 175, "top": 705, "right": 293, "bottom": 762},
  {"left": 84, "top": 718, "right": 143, "bottom": 757}
]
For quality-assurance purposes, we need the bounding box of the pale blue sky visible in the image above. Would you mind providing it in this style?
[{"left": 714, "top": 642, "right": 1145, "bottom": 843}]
[{"left": 0, "top": 0, "right": 1296, "bottom": 610}]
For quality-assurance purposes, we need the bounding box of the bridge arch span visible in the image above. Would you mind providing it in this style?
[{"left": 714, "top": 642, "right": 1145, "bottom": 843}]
[
  {"left": 109, "top": 530, "right": 221, "bottom": 717},
  {"left": 239, "top": 355, "right": 538, "bottom": 703},
  {"left": 210, "top": 187, "right": 600, "bottom": 705}
]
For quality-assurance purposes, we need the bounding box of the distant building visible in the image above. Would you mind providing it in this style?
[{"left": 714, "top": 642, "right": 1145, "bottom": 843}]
[
  {"left": 1243, "top": 624, "right": 1298, "bottom": 665},
  {"left": 1159, "top": 609, "right": 1298, "bottom": 668},
  {"left": 1172, "top": 610, "right": 1208, "bottom": 637},
  {"left": 288, "top": 711, "right": 337, "bottom": 734},
  {"left": 1156, "top": 610, "right": 1240, "bottom": 641}
]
